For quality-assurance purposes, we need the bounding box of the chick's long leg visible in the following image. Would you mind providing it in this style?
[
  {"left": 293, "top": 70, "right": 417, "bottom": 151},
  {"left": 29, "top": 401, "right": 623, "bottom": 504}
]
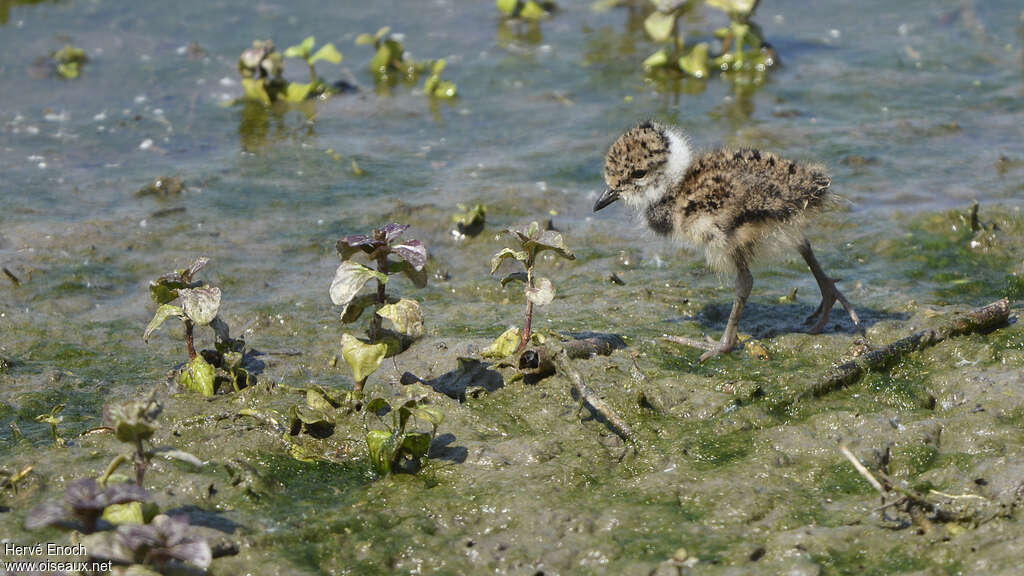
[
  {"left": 664, "top": 255, "right": 752, "bottom": 362},
  {"left": 797, "top": 237, "right": 863, "bottom": 334}
]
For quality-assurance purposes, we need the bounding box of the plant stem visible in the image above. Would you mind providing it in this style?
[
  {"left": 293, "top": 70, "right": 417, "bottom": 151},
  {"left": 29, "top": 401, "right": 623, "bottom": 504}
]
[
  {"left": 185, "top": 319, "right": 196, "bottom": 360},
  {"left": 308, "top": 62, "right": 317, "bottom": 85},
  {"left": 519, "top": 265, "right": 535, "bottom": 353},
  {"left": 134, "top": 439, "right": 147, "bottom": 486},
  {"left": 371, "top": 245, "right": 388, "bottom": 340}
]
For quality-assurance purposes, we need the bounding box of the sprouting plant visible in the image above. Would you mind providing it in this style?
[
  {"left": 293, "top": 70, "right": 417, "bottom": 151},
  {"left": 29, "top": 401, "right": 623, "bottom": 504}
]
[
  {"left": 34, "top": 403, "right": 64, "bottom": 446},
  {"left": 641, "top": 0, "right": 773, "bottom": 81},
  {"left": 25, "top": 478, "right": 149, "bottom": 534},
  {"left": 364, "top": 391, "right": 443, "bottom": 475},
  {"left": 52, "top": 44, "right": 88, "bottom": 79},
  {"left": 102, "top": 392, "right": 162, "bottom": 487},
  {"left": 451, "top": 203, "right": 487, "bottom": 239},
  {"left": 497, "top": 0, "right": 556, "bottom": 20},
  {"left": 490, "top": 221, "right": 575, "bottom": 353},
  {"left": 1, "top": 465, "right": 32, "bottom": 497},
  {"left": 238, "top": 40, "right": 287, "bottom": 103},
  {"left": 144, "top": 257, "right": 251, "bottom": 396},
  {"left": 80, "top": 514, "right": 212, "bottom": 573},
  {"left": 282, "top": 35, "right": 343, "bottom": 100},
  {"left": 422, "top": 59, "right": 457, "bottom": 99},
  {"left": 331, "top": 224, "right": 428, "bottom": 397},
  {"left": 356, "top": 27, "right": 425, "bottom": 83}
]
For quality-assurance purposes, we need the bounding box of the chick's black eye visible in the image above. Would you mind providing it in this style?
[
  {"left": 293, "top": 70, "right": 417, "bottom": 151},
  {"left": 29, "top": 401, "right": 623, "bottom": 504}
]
[{"left": 630, "top": 169, "right": 647, "bottom": 180}]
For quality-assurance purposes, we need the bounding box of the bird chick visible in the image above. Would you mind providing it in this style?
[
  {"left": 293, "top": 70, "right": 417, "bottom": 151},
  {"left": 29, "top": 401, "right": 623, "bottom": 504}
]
[{"left": 594, "top": 121, "right": 862, "bottom": 361}]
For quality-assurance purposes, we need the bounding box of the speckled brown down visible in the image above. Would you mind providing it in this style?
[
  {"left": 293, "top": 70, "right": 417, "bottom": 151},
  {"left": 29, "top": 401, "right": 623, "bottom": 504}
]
[{"left": 594, "top": 121, "right": 863, "bottom": 361}]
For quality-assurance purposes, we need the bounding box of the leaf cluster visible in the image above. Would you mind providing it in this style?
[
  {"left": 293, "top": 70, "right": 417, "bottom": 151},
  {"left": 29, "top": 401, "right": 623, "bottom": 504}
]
[
  {"left": 641, "top": 0, "right": 774, "bottom": 82},
  {"left": 490, "top": 221, "right": 575, "bottom": 308},
  {"left": 364, "top": 390, "right": 444, "bottom": 475},
  {"left": 331, "top": 224, "right": 428, "bottom": 390},
  {"left": 238, "top": 37, "right": 343, "bottom": 104},
  {"left": 497, "top": 0, "right": 557, "bottom": 20},
  {"left": 25, "top": 478, "right": 149, "bottom": 534},
  {"left": 451, "top": 203, "right": 487, "bottom": 238},
  {"left": 80, "top": 514, "right": 212, "bottom": 573},
  {"left": 52, "top": 44, "right": 88, "bottom": 79},
  {"left": 357, "top": 27, "right": 458, "bottom": 98}
]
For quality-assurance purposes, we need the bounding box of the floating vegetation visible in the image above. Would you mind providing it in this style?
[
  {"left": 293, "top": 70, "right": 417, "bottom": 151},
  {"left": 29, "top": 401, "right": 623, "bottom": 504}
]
[
  {"left": 364, "top": 388, "right": 444, "bottom": 475},
  {"left": 51, "top": 44, "right": 88, "bottom": 79},
  {"left": 331, "top": 223, "right": 428, "bottom": 397},
  {"left": 489, "top": 221, "right": 575, "bottom": 354},
  {"left": 497, "top": 0, "right": 557, "bottom": 21},
  {"left": 642, "top": 0, "right": 775, "bottom": 83},
  {"left": 423, "top": 58, "right": 457, "bottom": 99},
  {"left": 144, "top": 257, "right": 253, "bottom": 396}
]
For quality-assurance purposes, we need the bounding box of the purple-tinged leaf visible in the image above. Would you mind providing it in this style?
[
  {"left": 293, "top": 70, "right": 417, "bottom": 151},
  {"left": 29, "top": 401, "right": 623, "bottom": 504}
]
[
  {"left": 336, "top": 234, "right": 379, "bottom": 260},
  {"left": 168, "top": 539, "right": 213, "bottom": 569},
  {"left": 391, "top": 240, "right": 427, "bottom": 271},
  {"left": 24, "top": 501, "right": 67, "bottom": 530},
  {"left": 379, "top": 223, "right": 409, "bottom": 243}
]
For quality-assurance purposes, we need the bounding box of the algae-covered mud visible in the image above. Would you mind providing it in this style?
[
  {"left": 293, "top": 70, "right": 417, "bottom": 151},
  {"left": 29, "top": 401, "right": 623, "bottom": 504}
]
[{"left": 2, "top": 0, "right": 1023, "bottom": 574}]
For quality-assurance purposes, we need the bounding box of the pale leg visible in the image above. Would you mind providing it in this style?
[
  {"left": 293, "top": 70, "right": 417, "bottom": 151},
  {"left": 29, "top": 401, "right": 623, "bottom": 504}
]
[{"left": 664, "top": 256, "right": 752, "bottom": 362}]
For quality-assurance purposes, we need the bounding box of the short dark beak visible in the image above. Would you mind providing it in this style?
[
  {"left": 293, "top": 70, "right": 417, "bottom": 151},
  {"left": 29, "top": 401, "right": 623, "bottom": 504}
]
[{"left": 593, "top": 188, "right": 620, "bottom": 212}]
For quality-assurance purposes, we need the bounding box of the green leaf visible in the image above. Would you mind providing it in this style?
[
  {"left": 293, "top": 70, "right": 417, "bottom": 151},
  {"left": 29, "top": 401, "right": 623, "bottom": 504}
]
[
  {"left": 143, "top": 304, "right": 185, "bottom": 342},
  {"left": 520, "top": 0, "right": 549, "bottom": 19},
  {"left": 431, "top": 59, "right": 447, "bottom": 75},
  {"left": 366, "top": 429, "right": 396, "bottom": 475},
  {"left": 178, "top": 286, "right": 221, "bottom": 326},
  {"left": 341, "top": 334, "right": 387, "bottom": 384},
  {"left": 496, "top": 0, "right": 519, "bottom": 16},
  {"left": 306, "top": 388, "right": 336, "bottom": 413},
  {"left": 706, "top": 0, "right": 758, "bottom": 15},
  {"left": 501, "top": 272, "right": 529, "bottom": 286},
  {"left": 285, "top": 36, "right": 315, "bottom": 59},
  {"left": 413, "top": 406, "right": 444, "bottom": 433},
  {"left": 365, "top": 397, "right": 391, "bottom": 416},
  {"left": 102, "top": 501, "right": 145, "bottom": 525},
  {"left": 355, "top": 33, "right": 376, "bottom": 45},
  {"left": 490, "top": 248, "right": 528, "bottom": 274},
  {"left": 241, "top": 77, "right": 272, "bottom": 105},
  {"left": 376, "top": 299, "right": 424, "bottom": 338},
  {"left": 341, "top": 293, "right": 378, "bottom": 324},
  {"left": 432, "top": 80, "right": 457, "bottom": 99},
  {"left": 330, "top": 261, "right": 388, "bottom": 313},
  {"left": 370, "top": 44, "right": 393, "bottom": 76},
  {"left": 148, "top": 280, "right": 184, "bottom": 305},
  {"left": 679, "top": 42, "right": 710, "bottom": 79},
  {"left": 310, "top": 43, "right": 343, "bottom": 65},
  {"left": 178, "top": 356, "right": 216, "bottom": 396},
  {"left": 525, "top": 276, "right": 556, "bottom": 306},
  {"left": 283, "top": 82, "right": 313, "bottom": 102},
  {"left": 401, "top": 432, "right": 431, "bottom": 459},
  {"left": 644, "top": 10, "right": 677, "bottom": 42},
  {"left": 482, "top": 327, "right": 522, "bottom": 359},
  {"left": 643, "top": 48, "right": 670, "bottom": 70},
  {"left": 509, "top": 224, "right": 576, "bottom": 260}
]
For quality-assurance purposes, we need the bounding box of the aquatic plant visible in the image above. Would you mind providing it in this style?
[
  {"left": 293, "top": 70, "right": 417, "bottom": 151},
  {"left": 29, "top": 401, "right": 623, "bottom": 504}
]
[
  {"left": 80, "top": 514, "right": 212, "bottom": 573},
  {"left": 497, "top": 0, "right": 556, "bottom": 20},
  {"left": 642, "top": 0, "right": 774, "bottom": 81},
  {"left": 423, "top": 59, "right": 457, "bottom": 99},
  {"left": 144, "top": 257, "right": 252, "bottom": 396},
  {"left": 489, "top": 221, "right": 575, "bottom": 354},
  {"left": 34, "top": 403, "right": 64, "bottom": 445},
  {"left": 25, "top": 478, "right": 149, "bottom": 534},
  {"left": 357, "top": 26, "right": 422, "bottom": 82},
  {"left": 282, "top": 35, "right": 343, "bottom": 100},
  {"left": 52, "top": 44, "right": 88, "bottom": 79},
  {"left": 364, "top": 390, "right": 443, "bottom": 475},
  {"left": 102, "top": 392, "right": 162, "bottom": 487},
  {"left": 452, "top": 203, "right": 487, "bottom": 239},
  {"left": 331, "top": 223, "right": 428, "bottom": 396}
]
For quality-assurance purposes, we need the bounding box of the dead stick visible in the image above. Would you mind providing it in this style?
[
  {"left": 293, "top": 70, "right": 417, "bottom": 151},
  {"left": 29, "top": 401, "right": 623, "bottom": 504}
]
[
  {"left": 807, "top": 298, "right": 1010, "bottom": 400},
  {"left": 554, "top": 350, "right": 633, "bottom": 441}
]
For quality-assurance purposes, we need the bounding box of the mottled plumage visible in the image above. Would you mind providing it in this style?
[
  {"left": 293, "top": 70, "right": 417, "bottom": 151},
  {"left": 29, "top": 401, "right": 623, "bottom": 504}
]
[{"left": 595, "top": 121, "right": 861, "bottom": 361}]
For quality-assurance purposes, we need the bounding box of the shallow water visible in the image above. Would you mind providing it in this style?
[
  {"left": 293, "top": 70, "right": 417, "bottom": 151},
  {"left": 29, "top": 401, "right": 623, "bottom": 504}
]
[{"left": 2, "top": 0, "right": 1023, "bottom": 574}]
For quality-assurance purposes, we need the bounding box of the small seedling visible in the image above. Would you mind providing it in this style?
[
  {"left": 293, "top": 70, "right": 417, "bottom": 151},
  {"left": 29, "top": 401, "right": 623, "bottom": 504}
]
[
  {"left": 238, "top": 40, "right": 287, "bottom": 103},
  {"left": 490, "top": 221, "right": 575, "bottom": 353},
  {"left": 52, "top": 44, "right": 88, "bottom": 79},
  {"left": 452, "top": 203, "right": 487, "bottom": 239},
  {"left": 497, "top": 0, "right": 556, "bottom": 20},
  {"left": 331, "top": 224, "right": 428, "bottom": 397},
  {"left": 356, "top": 27, "right": 424, "bottom": 83},
  {"left": 422, "top": 58, "right": 457, "bottom": 99},
  {"left": 25, "top": 478, "right": 149, "bottom": 534},
  {"left": 364, "top": 391, "right": 444, "bottom": 475},
  {"left": 35, "top": 403, "right": 65, "bottom": 446},
  {"left": 144, "top": 257, "right": 251, "bottom": 396},
  {"left": 102, "top": 391, "right": 162, "bottom": 487},
  {"left": 283, "top": 35, "right": 344, "bottom": 100}
]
